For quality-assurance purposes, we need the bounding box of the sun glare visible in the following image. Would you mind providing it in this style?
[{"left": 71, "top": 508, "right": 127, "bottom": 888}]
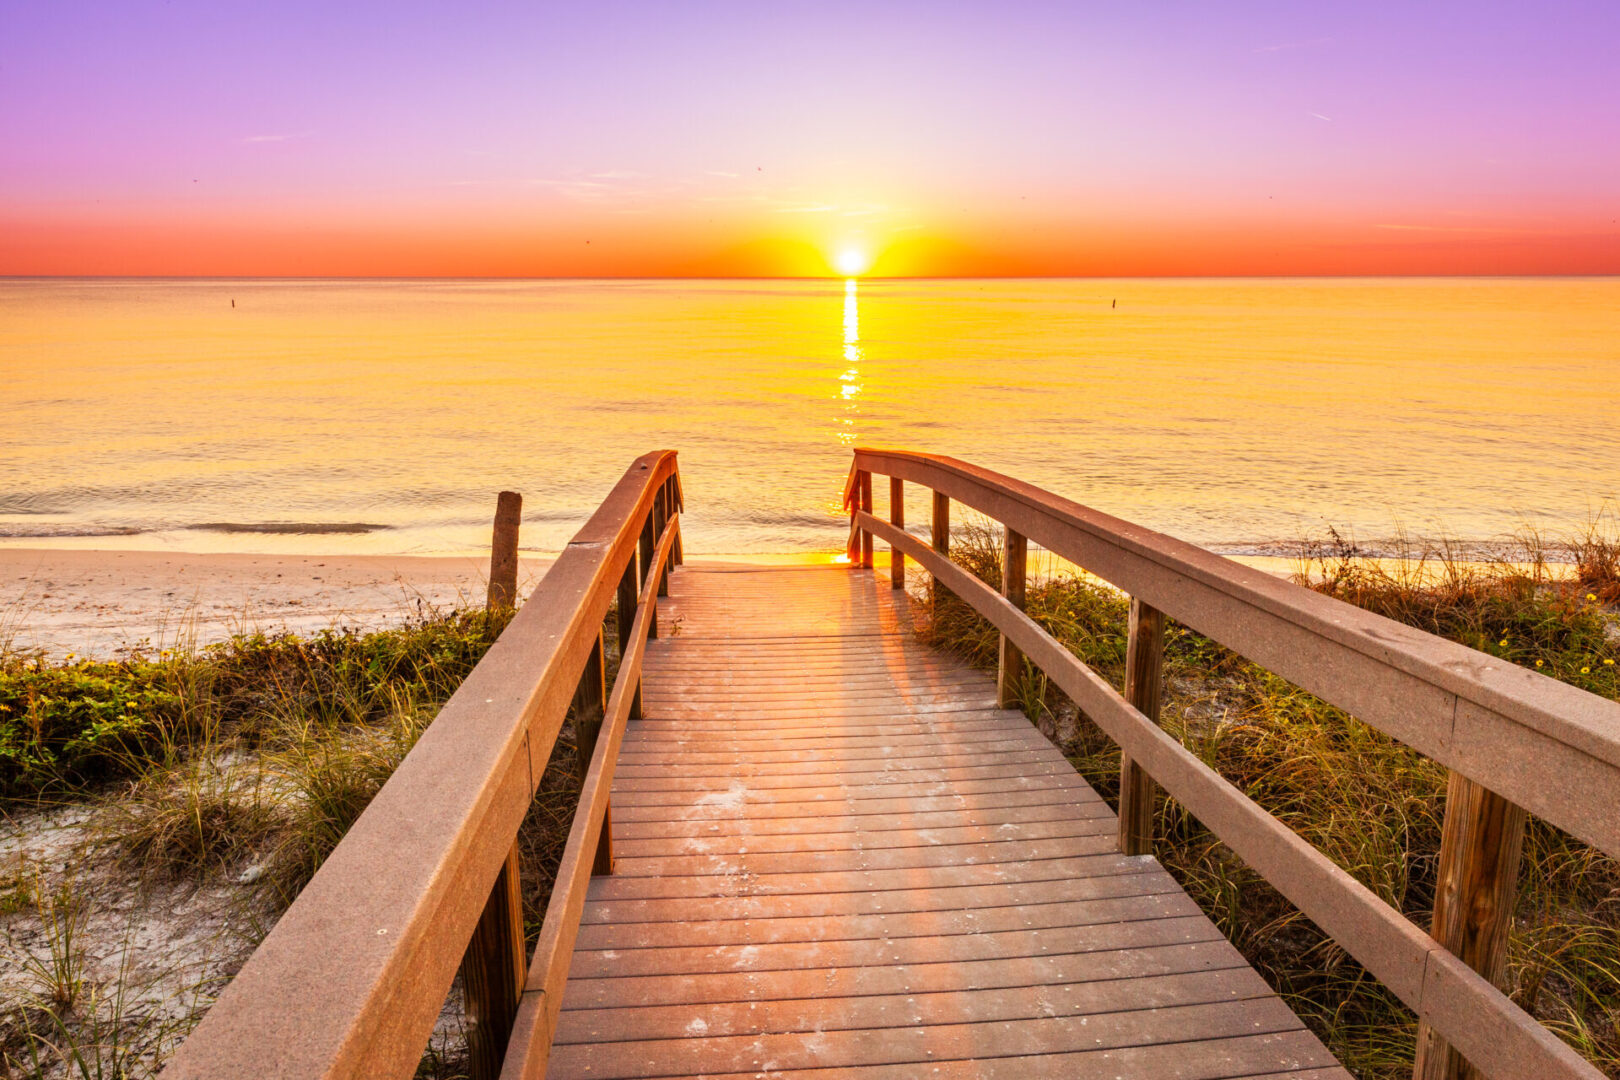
[{"left": 835, "top": 248, "right": 870, "bottom": 277}]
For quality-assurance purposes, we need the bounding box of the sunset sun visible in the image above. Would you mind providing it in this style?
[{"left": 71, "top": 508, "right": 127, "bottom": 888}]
[{"left": 834, "top": 248, "right": 870, "bottom": 277}]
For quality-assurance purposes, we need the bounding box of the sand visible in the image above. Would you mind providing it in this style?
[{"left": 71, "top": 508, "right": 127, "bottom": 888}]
[{"left": 0, "top": 548, "right": 554, "bottom": 658}]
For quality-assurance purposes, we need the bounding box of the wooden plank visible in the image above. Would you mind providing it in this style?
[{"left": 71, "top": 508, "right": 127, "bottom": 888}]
[
  {"left": 609, "top": 810, "right": 1113, "bottom": 855},
  {"left": 557, "top": 938, "right": 1249, "bottom": 1011},
  {"left": 552, "top": 1033, "right": 1346, "bottom": 1080},
  {"left": 567, "top": 913, "right": 1220, "bottom": 980},
  {"left": 608, "top": 785, "right": 1107, "bottom": 824},
  {"left": 582, "top": 851, "right": 1171, "bottom": 902},
  {"left": 547, "top": 997, "right": 1307, "bottom": 1078},
  {"left": 554, "top": 966, "right": 1270, "bottom": 1043},
  {"left": 607, "top": 800, "right": 1109, "bottom": 842},
  {"left": 576, "top": 866, "right": 1180, "bottom": 927},
  {"left": 606, "top": 833, "right": 1120, "bottom": 879},
  {"left": 609, "top": 767, "right": 1085, "bottom": 802},
  {"left": 575, "top": 889, "right": 1199, "bottom": 951}
]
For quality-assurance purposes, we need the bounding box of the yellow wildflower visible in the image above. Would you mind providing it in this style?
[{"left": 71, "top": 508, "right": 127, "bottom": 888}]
[
  {"left": 1588, "top": 593, "right": 1598, "bottom": 602},
  {"left": 1498, "top": 639, "right": 1508, "bottom": 647},
  {"left": 1581, "top": 666, "right": 1591, "bottom": 674},
  {"left": 1535, "top": 659, "right": 1544, "bottom": 668}
]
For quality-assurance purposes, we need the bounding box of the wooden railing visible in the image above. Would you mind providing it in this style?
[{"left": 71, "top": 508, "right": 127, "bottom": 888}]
[
  {"left": 846, "top": 447, "right": 1619, "bottom": 1080},
  {"left": 164, "top": 451, "right": 684, "bottom": 1080}
]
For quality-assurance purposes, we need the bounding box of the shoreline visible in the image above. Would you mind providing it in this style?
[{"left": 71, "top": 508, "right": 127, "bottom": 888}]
[
  {"left": 0, "top": 548, "right": 549, "bottom": 658},
  {"left": 0, "top": 548, "right": 846, "bottom": 658},
  {"left": 2, "top": 544, "right": 1570, "bottom": 659}
]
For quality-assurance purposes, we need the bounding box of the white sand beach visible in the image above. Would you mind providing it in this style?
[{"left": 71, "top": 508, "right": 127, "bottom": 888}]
[{"left": 0, "top": 548, "right": 554, "bottom": 658}]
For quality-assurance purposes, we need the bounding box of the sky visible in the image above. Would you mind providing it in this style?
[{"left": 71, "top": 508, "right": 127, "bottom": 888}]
[{"left": 2, "top": 1, "right": 1618, "bottom": 277}]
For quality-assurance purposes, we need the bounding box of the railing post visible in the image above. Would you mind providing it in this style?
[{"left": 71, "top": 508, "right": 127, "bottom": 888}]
[
  {"left": 461, "top": 487, "right": 529, "bottom": 1080},
  {"left": 845, "top": 468, "right": 862, "bottom": 564},
  {"left": 997, "top": 527, "right": 1028, "bottom": 708},
  {"left": 667, "top": 475, "right": 684, "bottom": 567},
  {"left": 653, "top": 485, "right": 670, "bottom": 597},
  {"left": 859, "top": 471, "right": 874, "bottom": 569},
  {"left": 1117, "top": 598, "right": 1165, "bottom": 856},
  {"left": 486, "top": 491, "right": 522, "bottom": 609},
  {"left": 639, "top": 504, "right": 658, "bottom": 640},
  {"left": 617, "top": 559, "right": 642, "bottom": 721},
  {"left": 889, "top": 477, "right": 905, "bottom": 588},
  {"left": 1413, "top": 774, "right": 1528, "bottom": 1080},
  {"left": 930, "top": 490, "right": 951, "bottom": 612},
  {"left": 572, "top": 628, "right": 606, "bottom": 780},
  {"left": 459, "top": 844, "right": 526, "bottom": 1080},
  {"left": 571, "top": 627, "right": 614, "bottom": 876}
]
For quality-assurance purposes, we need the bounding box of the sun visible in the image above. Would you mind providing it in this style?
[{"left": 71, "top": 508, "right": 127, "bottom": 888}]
[{"left": 834, "top": 248, "right": 870, "bottom": 277}]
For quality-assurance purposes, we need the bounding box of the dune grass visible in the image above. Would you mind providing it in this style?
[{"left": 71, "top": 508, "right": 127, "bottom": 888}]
[
  {"left": 916, "top": 517, "right": 1620, "bottom": 1077},
  {"left": 0, "top": 606, "right": 545, "bottom": 1078}
]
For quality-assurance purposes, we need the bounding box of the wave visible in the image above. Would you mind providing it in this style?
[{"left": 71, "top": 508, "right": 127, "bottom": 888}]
[
  {"left": 0, "top": 525, "right": 145, "bottom": 538},
  {"left": 183, "top": 522, "right": 391, "bottom": 535}
]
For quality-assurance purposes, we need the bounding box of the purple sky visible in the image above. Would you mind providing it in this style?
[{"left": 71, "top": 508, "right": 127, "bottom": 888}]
[{"left": 4, "top": 1, "right": 1617, "bottom": 274}]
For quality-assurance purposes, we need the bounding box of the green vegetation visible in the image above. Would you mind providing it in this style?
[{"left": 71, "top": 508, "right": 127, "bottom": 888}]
[
  {"left": 0, "top": 608, "right": 532, "bottom": 1079},
  {"left": 918, "top": 518, "right": 1620, "bottom": 1078}
]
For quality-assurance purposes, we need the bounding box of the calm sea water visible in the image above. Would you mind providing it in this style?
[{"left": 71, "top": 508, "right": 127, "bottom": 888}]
[{"left": 2, "top": 277, "right": 1616, "bottom": 557}]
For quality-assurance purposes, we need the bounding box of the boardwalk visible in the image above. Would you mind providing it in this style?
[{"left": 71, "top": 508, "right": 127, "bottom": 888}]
[{"left": 547, "top": 564, "right": 1347, "bottom": 1079}]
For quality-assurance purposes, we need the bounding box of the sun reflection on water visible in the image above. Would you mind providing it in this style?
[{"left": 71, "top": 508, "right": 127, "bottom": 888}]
[{"left": 836, "top": 279, "right": 863, "bottom": 445}]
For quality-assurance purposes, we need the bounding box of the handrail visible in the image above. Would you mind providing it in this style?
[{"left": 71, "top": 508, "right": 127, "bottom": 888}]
[
  {"left": 848, "top": 447, "right": 1618, "bottom": 1080},
  {"left": 849, "top": 448, "right": 1620, "bottom": 858},
  {"left": 164, "top": 451, "right": 683, "bottom": 1080},
  {"left": 499, "top": 512, "right": 678, "bottom": 1078}
]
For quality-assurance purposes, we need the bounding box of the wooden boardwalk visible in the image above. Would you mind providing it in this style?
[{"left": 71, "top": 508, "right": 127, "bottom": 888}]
[{"left": 547, "top": 564, "right": 1347, "bottom": 1079}]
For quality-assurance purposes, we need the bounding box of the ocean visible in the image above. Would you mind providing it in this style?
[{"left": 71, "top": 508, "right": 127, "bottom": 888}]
[{"left": 3, "top": 276, "right": 1616, "bottom": 558}]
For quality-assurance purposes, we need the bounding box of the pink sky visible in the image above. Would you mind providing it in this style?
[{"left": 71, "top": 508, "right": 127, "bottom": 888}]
[{"left": 3, "top": 2, "right": 1617, "bottom": 276}]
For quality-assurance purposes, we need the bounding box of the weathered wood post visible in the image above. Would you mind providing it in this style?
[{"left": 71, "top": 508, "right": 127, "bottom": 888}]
[
  {"left": 1117, "top": 598, "right": 1165, "bottom": 856},
  {"left": 1413, "top": 776, "right": 1528, "bottom": 1080},
  {"left": 572, "top": 627, "right": 614, "bottom": 876},
  {"left": 846, "top": 469, "right": 862, "bottom": 564},
  {"left": 997, "top": 527, "right": 1028, "bottom": 709},
  {"left": 667, "top": 474, "right": 684, "bottom": 567},
  {"left": 931, "top": 490, "right": 951, "bottom": 614},
  {"left": 459, "top": 846, "right": 526, "bottom": 1080},
  {"left": 617, "top": 558, "right": 642, "bottom": 720},
  {"left": 653, "top": 485, "right": 670, "bottom": 597},
  {"left": 860, "top": 471, "right": 874, "bottom": 569},
  {"left": 639, "top": 500, "right": 658, "bottom": 640},
  {"left": 889, "top": 477, "right": 905, "bottom": 589},
  {"left": 461, "top": 506, "right": 529, "bottom": 1080},
  {"left": 486, "top": 491, "right": 522, "bottom": 609}
]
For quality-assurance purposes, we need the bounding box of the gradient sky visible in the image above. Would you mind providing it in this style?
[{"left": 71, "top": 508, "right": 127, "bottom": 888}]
[{"left": 3, "top": 1, "right": 1618, "bottom": 277}]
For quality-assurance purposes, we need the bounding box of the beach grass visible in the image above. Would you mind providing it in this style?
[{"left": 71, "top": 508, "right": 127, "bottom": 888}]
[
  {"left": 916, "top": 517, "right": 1620, "bottom": 1077},
  {"left": 0, "top": 606, "right": 541, "bottom": 1078}
]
